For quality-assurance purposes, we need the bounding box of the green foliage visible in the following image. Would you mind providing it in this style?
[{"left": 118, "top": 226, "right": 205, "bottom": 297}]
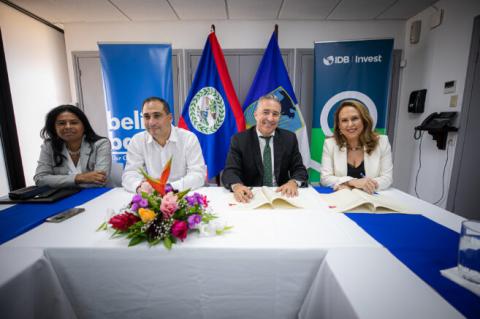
[
  {"left": 163, "top": 236, "right": 172, "bottom": 250},
  {"left": 216, "top": 225, "right": 234, "bottom": 235},
  {"left": 128, "top": 234, "right": 146, "bottom": 247},
  {"left": 96, "top": 222, "right": 107, "bottom": 231},
  {"left": 202, "top": 212, "right": 218, "bottom": 223}
]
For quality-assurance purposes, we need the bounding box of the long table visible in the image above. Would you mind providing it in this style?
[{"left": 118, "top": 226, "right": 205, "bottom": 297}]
[{"left": 0, "top": 187, "right": 467, "bottom": 318}]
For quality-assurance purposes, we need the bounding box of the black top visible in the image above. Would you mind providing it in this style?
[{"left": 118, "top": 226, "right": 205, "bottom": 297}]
[{"left": 347, "top": 161, "right": 365, "bottom": 179}]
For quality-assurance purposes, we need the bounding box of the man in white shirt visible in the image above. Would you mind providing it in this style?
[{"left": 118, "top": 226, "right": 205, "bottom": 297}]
[{"left": 122, "top": 97, "right": 206, "bottom": 193}]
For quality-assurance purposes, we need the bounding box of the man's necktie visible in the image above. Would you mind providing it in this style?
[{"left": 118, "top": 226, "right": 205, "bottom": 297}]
[{"left": 261, "top": 136, "right": 273, "bottom": 186}]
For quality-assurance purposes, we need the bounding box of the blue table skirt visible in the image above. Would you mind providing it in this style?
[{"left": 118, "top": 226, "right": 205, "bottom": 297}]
[{"left": 0, "top": 188, "right": 111, "bottom": 245}]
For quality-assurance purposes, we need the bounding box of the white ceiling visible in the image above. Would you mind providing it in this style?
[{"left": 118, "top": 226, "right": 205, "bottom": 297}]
[{"left": 6, "top": 0, "right": 438, "bottom": 26}]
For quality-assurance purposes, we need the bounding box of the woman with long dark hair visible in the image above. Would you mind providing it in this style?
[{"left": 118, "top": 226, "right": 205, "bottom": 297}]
[
  {"left": 320, "top": 100, "right": 393, "bottom": 193},
  {"left": 34, "top": 105, "right": 111, "bottom": 187}
]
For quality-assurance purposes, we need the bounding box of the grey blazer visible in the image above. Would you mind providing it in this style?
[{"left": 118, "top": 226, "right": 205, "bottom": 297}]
[{"left": 34, "top": 138, "right": 112, "bottom": 188}]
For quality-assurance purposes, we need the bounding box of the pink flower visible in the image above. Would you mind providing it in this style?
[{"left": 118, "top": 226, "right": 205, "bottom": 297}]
[
  {"left": 171, "top": 220, "right": 188, "bottom": 241},
  {"left": 160, "top": 192, "right": 178, "bottom": 219},
  {"left": 138, "top": 181, "right": 154, "bottom": 195},
  {"left": 108, "top": 212, "right": 140, "bottom": 231}
]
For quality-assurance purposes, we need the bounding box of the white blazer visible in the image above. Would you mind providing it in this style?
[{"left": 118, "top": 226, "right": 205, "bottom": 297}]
[{"left": 320, "top": 135, "right": 393, "bottom": 190}]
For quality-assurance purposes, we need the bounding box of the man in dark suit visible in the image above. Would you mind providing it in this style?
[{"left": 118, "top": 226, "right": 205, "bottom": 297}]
[{"left": 222, "top": 94, "right": 308, "bottom": 203}]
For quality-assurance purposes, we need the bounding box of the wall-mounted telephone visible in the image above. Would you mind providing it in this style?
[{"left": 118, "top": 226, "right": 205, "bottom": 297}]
[
  {"left": 414, "top": 111, "right": 458, "bottom": 149},
  {"left": 408, "top": 89, "right": 427, "bottom": 113}
]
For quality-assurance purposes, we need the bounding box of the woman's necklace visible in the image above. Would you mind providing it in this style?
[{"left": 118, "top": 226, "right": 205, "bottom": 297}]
[
  {"left": 67, "top": 147, "right": 81, "bottom": 156},
  {"left": 347, "top": 144, "right": 362, "bottom": 151}
]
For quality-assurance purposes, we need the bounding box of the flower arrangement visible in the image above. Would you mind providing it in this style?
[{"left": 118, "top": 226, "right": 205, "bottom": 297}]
[{"left": 99, "top": 157, "right": 231, "bottom": 249}]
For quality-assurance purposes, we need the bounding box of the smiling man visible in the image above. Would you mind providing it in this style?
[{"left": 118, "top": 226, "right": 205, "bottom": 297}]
[
  {"left": 222, "top": 94, "right": 308, "bottom": 203},
  {"left": 122, "top": 97, "right": 206, "bottom": 193}
]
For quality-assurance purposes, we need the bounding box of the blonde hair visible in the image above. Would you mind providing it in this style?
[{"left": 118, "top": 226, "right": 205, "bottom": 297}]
[{"left": 332, "top": 100, "right": 379, "bottom": 154}]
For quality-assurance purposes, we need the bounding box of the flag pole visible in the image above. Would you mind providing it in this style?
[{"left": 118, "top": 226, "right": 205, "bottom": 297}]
[
  {"left": 211, "top": 24, "right": 215, "bottom": 33},
  {"left": 274, "top": 24, "right": 278, "bottom": 39}
]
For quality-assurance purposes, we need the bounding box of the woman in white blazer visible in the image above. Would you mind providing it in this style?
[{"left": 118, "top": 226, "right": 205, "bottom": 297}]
[
  {"left": 34, "top": 105, "right": 112, "bottom": 188},
  {"left": 320, "top": 100, "right": 393, "bottom": 193}
]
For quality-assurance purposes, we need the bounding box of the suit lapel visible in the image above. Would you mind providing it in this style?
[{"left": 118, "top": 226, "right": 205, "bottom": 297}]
[
  {"left": 273, "top": 129, "right": 282, "bottom": 180},
  {"left": 336, "top": 144, "right": 348, "bottom": 176},
  {"left": 250, "top": 127, "right": 263, "bottom": 174},
  {"left": 80, "top": 140, "right": 92, "bottom": 171}
]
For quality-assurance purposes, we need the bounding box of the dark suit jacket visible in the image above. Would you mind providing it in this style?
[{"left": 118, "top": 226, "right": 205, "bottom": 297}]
[{"left": 222, "top": 126, "right": 308, "bottom": 190}]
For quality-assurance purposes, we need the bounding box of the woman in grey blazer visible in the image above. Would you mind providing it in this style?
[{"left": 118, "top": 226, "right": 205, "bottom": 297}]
[
  {"left": 34, "top": 105, "right": 112, "bottom": 188},
  {"left": 320, "top": 100, "right": 393, "bottom": 194}
]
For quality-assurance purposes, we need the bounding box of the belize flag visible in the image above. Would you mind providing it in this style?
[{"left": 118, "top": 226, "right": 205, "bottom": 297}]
[
  {"left": 179, "top": 32, "right": 245, "bottom": 179},
  {"left": 243, "top": 32, "right": 311, "bottom": 169}
]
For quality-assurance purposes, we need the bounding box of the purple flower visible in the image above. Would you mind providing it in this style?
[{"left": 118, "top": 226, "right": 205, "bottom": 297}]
[
  {"left": 187, "top": 214, "right": 202, "bottom": 229},
  {"left": 139, "top": 198, "right": 148, "bottom": 208},
  {"left": 131, "top": 203, "right": 139, "bottom": 212},
  {"left": 132, "top": 194, "right": 142, "bottom": 203},
  {"left": 185, "top": 193, "right": 208, "bottom": 207},
  {"left": 165, "top": 184, "right": 173, "bottom": 194}
]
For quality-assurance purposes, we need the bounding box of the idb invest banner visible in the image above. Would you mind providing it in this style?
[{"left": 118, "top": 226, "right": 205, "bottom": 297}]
[
  {"left": 99, "top": 43, "right": 173, "bottom": 166},
  {"left": 311, "top": 39, "right": 393, "bottom": 181}
]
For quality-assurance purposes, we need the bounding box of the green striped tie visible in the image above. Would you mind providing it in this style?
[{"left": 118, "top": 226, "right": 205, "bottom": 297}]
[{"left": 261, "top": 136, "right": 273, "bottom": 187}]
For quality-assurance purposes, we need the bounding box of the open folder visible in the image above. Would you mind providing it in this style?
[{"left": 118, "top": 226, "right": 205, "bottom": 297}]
[
  {"left": 232, "top": 186, "right": 305, "bottom": 210},
  {"left": 319, "top": 188, "right": 411, "bottom": 213},
  {"left": 0, "top": 187, "right": 80, "bottom": 204}
]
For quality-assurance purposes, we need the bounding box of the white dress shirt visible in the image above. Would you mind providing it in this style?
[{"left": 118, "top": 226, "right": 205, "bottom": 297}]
[{"left": 122, "top": 125, "right": 206, "bottom": 193}]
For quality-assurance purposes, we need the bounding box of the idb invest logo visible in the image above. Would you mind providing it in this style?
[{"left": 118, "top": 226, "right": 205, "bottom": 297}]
[{"left": 323, "top": 55, "right": 350, "bottom": 66}]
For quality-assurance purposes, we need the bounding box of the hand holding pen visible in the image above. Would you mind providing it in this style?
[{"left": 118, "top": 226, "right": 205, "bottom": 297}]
[
  {"left": 347, "top": 173, "right": 378, "bottom": 194},
  {"left": 232, "top": 184, "right": 254, "bottom": 203}
]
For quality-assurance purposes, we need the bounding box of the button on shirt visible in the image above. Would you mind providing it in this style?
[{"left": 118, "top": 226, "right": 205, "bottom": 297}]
[
  {"left": 122, "top": 126, "right": 207, "bottom": 193},
  {"left": 256, "top": 129, "right": 277, "bottom": 186}
]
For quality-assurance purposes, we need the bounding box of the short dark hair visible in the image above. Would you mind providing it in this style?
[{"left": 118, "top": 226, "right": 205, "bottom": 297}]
[
  {"left": 141, "top": 97, "right": 171, "bottom": 114},
  {"left": 40, "top": 104, "right": 104, "bottom": 166}
]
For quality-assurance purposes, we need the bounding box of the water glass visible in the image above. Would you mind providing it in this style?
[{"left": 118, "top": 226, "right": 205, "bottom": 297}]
[{"left": 458, "top": 220, "right": 480, "bottom": 284}]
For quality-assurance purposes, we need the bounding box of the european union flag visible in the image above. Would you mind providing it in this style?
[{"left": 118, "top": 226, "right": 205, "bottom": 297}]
[
  {"left": 179, "top": 32, "right": 245, "bottom": 179},
  {"left": 243, "top": 32, "right": 311, "bottom": 168}
]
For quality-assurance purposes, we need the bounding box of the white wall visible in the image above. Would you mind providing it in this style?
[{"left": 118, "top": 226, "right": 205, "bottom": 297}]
[
  {"left": 63, "top": 19, "right": 405, "bottom": 101},
  {"left": 0, "top": 2, "right": 71, "bottom": 186},
  {"left": 393, "top": 0, "right": 480, "bottom": 207}
]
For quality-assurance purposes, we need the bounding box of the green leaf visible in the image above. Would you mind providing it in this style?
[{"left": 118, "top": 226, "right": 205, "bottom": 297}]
[
  {"left": 149, "top": 238, "right": 161, "bottom": 246},
  {"left": 128, "top": 236, "right": 145, "bottom": 247},
  {"left": 176, "top": 189, "right": 190, "bottom": 200},
  {"left": 163, "top": 236, "right": 172, "bottom": 250},
  {"left": 96, "top": 222, "right": 107, "bottom": 232},
  {"left": 111, "top": 230, "right": 125, "bottom": 238},
  {"left": 216, "top": 225, "right": 234, "bottom": 235},
  {"left": 201, "top": 212, "right": 218, "bottom": 223}
]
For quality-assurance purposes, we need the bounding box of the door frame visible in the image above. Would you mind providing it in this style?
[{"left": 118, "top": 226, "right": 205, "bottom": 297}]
[
  {"left": 447, "top": 15, "right": 480, "bottom": 211},
  {"left": 0, "top": 28, "right": 25, "bottom": 190}
]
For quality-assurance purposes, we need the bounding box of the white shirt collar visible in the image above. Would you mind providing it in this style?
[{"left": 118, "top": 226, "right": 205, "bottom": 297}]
[
  {"left": 146, "top": 124, "right": 177, "bottom": 145},
  {"left": 256, "top": 127, "right": 276, "bottom": 138}
]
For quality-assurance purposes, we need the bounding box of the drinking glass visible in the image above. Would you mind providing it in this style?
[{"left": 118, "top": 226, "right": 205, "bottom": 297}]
[{"left": 458, "top": 220, "right": 480, "bottom": 284}]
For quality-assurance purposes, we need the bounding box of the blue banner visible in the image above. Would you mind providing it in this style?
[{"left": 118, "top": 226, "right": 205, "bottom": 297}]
[
  {"left": 99, "top": 44, "right": 173, "bottom": 166},
  {"left": 243, "top": 32, "right": 310, "bottom": 168},
  {"left": 311, "top": 39, "right": 393, "bottom": 181},
  {"left": 179, "top": 33, "right": 245, "bottom": 179}
]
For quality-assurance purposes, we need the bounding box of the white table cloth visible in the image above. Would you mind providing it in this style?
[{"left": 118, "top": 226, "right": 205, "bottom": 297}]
[{"left": 0, "top": 186, "right": 466, "bottom": 318}]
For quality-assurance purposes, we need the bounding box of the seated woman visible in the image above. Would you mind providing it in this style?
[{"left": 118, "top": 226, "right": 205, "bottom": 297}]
[
  {"left": 34, "top": 105, "right": 112, "bottom": 188},
  {"left": 320, "top": 100, "right": 393, "bottom": 193}
]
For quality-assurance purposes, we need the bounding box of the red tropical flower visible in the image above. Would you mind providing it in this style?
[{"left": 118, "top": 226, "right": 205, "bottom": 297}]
[{"left": 109, "top": 212, "right": 140, "bottom": 231}]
